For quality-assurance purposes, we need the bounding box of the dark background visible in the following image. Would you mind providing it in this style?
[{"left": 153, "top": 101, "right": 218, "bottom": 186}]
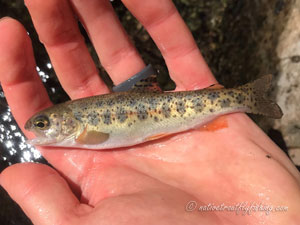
[{"left": 0, "top": 0, "right": 292, "bottom": 224}]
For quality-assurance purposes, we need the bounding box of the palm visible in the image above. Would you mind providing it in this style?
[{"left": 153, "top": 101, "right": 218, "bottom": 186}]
[
  {"left": 0, "top": 0, "right": 299, "bottom": 224},
  {"left": 35, "top": 113, "right": 299, "bottom": 225}
]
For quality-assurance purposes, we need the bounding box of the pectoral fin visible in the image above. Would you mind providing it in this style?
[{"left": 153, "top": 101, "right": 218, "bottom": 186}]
[{"left": 76, "top": 127, "right": 109, "bottom": 145}]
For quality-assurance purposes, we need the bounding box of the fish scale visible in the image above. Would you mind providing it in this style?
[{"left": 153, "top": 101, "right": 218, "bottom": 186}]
[{"left": 24, "top": 75, "right": 283, "bottom": 149}]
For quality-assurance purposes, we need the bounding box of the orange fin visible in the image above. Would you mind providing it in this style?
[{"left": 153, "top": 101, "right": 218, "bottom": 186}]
[
  {"left": 145, "top": 133, "right": 170, "bottom": 141},
  {"left": 198, "top": 116, "right": 228, "bottom": 132},
  {"left": 206, "top": 84, "right": 224, "bottom": 90},
  {"left": 76, "top": 127, "right": 109, "bottom": 145}
]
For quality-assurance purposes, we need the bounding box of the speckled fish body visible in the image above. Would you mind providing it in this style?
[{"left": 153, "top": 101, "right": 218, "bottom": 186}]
[{"left": 25, "top": 75, "right": 282, "bottom": 149}]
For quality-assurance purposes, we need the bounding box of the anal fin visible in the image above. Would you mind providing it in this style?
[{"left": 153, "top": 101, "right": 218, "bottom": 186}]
[
  {"left": 206, "top": 84, "right": 224, "bottom": 90},
  {"left": 197, "top": 116, "right": 228, "bottom": 132},
  {"left": 145, "top": 133, "right": 170, "bottom": 142}
]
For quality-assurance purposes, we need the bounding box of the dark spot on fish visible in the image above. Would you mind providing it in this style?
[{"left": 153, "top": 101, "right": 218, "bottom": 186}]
[
  {"left": 87, "top": 111, "right": 100, "bottom": 126},
  {"left": 207, "top": 91, "right": 220, "bottom": 104},
  {"left": 220, "top": 98, "right": 231, "bottom": 108},
  {"left": 166, "top": 96, "right": 172, "bottom": 103},
  {"left": 102, "top": 110, "right": 111, "bottom": 125},
  {"left": 128, "top": 122, "right": 133, "bottom": 127},
  {"left": 161, "top": 103, "right": 171, "bottom": 118},
  {"left": 176, "top": 100, "right": 186, "bottom": 115},
  {"left": 115, "top": 95, "right": 126, "bottom": 104},
  {"left": 209, "top": 108, "right": 215, "bottom": 113},
  {"left": 266, "top": 154, "right": 271, "bottom": 159},
  {"left": 137, "top": 104, "right": 148, "bottom": 120},
  {"left": 236, "top": 93, "right": 245, "bottom": 104},
  {"left": 106, "top": 99, "right": 115, "bottom": 106},
  {"left": 192, "top": 98, "right": 203, "bottom": 112},
  {"left": 146, "top": 98, "right": 158, "bottom": 109},
  {"left": 116, "top": 107, "right": 128, "bottom": 123},
  {"left": 227, "top": 91, "right": 235, "bottom": 98},
  {"left": 154, "top": 116, "right": 159, "bottom": 122},
  {"left": 129, "top": 99, "right": 137, "bottom": 107},
  {"left": 184, "top": 94, "right": 193, "bottom": 101},
  {"left": 73, "top": 111, "right": 83, "bottom": 122},
  {"left": 96, "top": 101, "right": 104, "bottom": 107}
]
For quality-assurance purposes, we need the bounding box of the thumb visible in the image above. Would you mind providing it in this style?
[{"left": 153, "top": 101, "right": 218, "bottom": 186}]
[{"left": 0, "top": 163, "right": 91, "bottom": 225}]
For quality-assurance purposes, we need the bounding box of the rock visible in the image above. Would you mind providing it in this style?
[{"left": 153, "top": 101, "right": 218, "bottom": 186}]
[
  {"left": 275, "top": 1, "right": 300, "bottom": 155},
  {"left": 288, "top": 148, "right": 300, "bottom": 166}
]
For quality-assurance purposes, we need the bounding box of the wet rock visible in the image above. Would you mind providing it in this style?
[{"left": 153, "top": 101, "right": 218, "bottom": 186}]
[
  {"left": 288, "top": 148, "right": 300, "bottom": 167},
  {"left": 274, "top": 1, "right": 300, "bottom": 166}
]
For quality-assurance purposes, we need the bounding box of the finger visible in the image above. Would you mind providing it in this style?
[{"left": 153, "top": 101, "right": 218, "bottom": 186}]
[
  {"left": 0, "top": 18, "right": 51, "bottom": 130},
  {"left": 122, "top": 0, "right": 216, "bottom": 90},
  {"left": 70, "top": 0, "right": 145, "bottom": 85},
  {"left": 0, "top": 163, "right": 91, "bottom": 225},
  {"left": 25, "top": 0, "right": 109, "bottom": 99},
  {"left": 0, "top": 18, "right": 89, "bottom": 186}
]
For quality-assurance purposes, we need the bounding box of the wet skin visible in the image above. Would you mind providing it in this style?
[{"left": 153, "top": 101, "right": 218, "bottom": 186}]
[{"left": 0, "top": 0, "right": 300, "bottom": 224}]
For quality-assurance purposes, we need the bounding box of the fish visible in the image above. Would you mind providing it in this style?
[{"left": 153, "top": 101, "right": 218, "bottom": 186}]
[{"left": 24, "top": 75, "right": 283, "bottom": 149}]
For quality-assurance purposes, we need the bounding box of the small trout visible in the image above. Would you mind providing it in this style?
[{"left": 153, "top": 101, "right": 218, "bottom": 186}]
[{"left": 25, "top": 75, "right": 282, "bottom": 149}]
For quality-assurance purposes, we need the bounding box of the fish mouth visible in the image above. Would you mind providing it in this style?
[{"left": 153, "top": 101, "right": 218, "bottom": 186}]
[{"left": 24, "top": 121, "right": 55, "bottom": 146}]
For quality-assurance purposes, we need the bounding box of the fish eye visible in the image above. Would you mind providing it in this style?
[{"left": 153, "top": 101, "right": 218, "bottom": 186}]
[{"left": 34, "top": 115, "right": 50, "bottom": 130}]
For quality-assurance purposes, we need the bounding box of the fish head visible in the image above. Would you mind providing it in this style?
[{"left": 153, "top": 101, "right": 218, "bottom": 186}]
[{"left": 25, "top": 106, "right": 80, "bottom": 145}]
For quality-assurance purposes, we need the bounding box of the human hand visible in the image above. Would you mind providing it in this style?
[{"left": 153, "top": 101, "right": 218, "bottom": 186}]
[{"left": 0, "top": 0, "right": 300, "bottom": 224}]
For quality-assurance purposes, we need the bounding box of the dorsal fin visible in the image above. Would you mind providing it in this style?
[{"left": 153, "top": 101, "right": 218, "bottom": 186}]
[
  {"left": 131, "top": 74, "right": 162, "bottom": 92},
  {"left": 112, "top": 64, "right": 162, "bottom": 92}
]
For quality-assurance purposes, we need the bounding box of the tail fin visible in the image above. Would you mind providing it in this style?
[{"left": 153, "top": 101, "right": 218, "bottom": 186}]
[{"left": 238, "top": 75, "right": 283, "bottom": 119}]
